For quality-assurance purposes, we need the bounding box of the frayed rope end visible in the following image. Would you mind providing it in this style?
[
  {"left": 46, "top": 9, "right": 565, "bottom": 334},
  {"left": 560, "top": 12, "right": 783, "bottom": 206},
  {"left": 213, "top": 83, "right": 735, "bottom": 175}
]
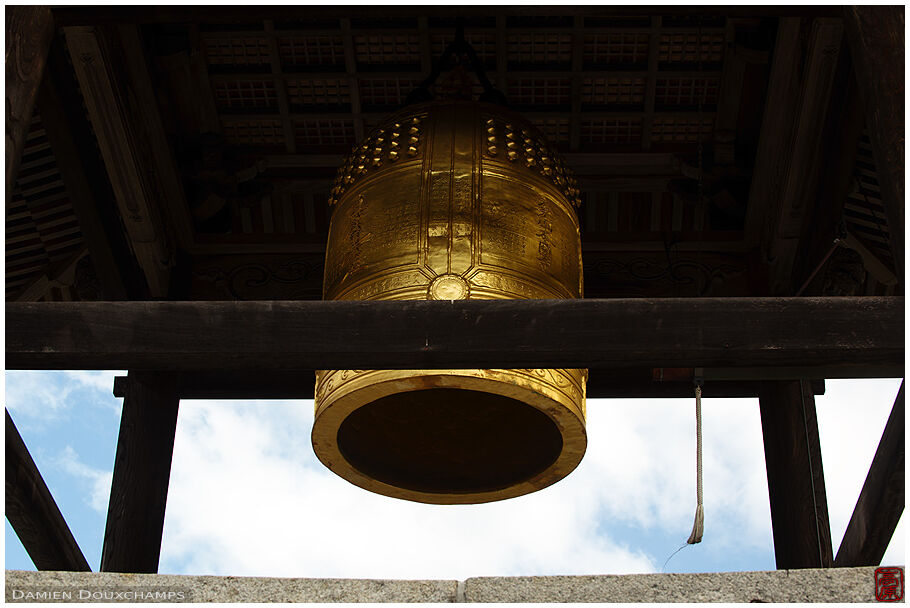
[{"left": 687, "top": 503, "right": 704, "bottom": 544}]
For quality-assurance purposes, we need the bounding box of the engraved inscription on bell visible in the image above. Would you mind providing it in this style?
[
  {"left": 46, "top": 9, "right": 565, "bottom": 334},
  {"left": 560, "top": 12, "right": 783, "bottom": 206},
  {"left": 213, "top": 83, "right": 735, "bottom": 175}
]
[{"left": 314, "top": 100, "right": 586, "bottom": 504}]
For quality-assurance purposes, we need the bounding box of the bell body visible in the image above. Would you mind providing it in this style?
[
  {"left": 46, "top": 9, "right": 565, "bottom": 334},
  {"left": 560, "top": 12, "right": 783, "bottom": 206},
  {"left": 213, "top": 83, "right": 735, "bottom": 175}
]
[{"left": 313, "top": 100, "right": 587, "bottom": 504}]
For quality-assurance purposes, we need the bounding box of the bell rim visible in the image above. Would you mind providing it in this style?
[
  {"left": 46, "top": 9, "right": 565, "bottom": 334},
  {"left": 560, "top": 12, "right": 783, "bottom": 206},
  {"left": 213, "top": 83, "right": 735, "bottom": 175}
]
[{"left": 311, "top": 369, "right": 587, "bottom": 504}]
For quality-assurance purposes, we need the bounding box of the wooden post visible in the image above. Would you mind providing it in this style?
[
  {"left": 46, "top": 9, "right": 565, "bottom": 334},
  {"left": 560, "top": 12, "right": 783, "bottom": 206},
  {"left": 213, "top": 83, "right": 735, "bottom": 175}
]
[
  {"left": 843, "top": 6, "right": 905, "bottom": 281},
  {"left": 101, "top": 371, "right": 179, "bottom": 573},
  {"left": 5, "top": 6, "right": 55, "bottom": 206},
  {"left": 759, "top": 380, "right": 834, "bottom": 569},
  {"left": 6, "top": 409, "right": 91, "bottom": 571},
  {"left": 835, "top": 381, "right": 905, "bottom": 567}
]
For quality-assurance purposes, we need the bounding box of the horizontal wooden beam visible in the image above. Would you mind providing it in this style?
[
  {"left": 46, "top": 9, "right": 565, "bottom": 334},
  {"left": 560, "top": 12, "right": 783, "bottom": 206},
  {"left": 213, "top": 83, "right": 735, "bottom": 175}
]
[
  {"left": 6, "top": 297, "right": 903, "bottom": 374},
  {"left": 50, "top": 6, "right": 842, "bottom": 26},
  {"left": 835, "top": 381, "right": 905, "bottom": 567},
  {"left": 111, "top": 371, "right": 826, "bottom": 401},
  {"left": 5, "top": 409, "right": 91, "bottom": 572}
]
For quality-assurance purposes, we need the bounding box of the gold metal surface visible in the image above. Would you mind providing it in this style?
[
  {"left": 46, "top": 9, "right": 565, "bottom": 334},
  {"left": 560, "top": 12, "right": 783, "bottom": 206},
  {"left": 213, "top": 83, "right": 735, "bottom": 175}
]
[{"left": 313, "top": 100, "right": 587, "bottom": 504}]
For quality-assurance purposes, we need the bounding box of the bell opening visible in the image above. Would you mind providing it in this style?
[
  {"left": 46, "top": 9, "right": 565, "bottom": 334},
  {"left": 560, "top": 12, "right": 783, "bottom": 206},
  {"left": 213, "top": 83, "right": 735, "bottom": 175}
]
[{"left": 336, "top": 388, "right": 564, "bottom": 495}]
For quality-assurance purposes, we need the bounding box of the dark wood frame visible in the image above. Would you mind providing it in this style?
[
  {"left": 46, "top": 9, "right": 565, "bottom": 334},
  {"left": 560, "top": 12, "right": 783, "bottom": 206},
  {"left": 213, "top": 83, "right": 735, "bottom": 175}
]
[
  {"left": 4, "top": 296, "right": 905, "bottom": 572},
  {"left": 4, "top": 4, "right": 904, "bottom": 578}
]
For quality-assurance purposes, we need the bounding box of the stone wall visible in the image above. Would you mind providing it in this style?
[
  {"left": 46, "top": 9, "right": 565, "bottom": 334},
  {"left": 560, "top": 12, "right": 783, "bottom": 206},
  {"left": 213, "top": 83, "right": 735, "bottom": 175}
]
[{"left": 5, "top": 566, "right": 898, "bottom": 603}]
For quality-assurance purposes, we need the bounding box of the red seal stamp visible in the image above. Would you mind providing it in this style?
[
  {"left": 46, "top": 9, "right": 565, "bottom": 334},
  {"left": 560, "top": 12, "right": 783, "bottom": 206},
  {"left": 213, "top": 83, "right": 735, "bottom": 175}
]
[{"left": 875, "top": 567, "right": 904, "bottom": 602}]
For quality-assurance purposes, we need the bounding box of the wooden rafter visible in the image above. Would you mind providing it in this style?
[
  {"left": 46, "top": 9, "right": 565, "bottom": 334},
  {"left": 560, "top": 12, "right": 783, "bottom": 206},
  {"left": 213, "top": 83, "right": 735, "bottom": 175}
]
[
  {"left": 639, "top": 16, "right": 661, "bottom": 151},
  {"left": 712, "top": 20, "right": 747, "bottom": 166},
  {"left": 791, "top": 43, "right": 865, "bottom": 297},
  {"left": 263, "top": 19, "right": 296, "bottom": 154},
  {"left": 6, "top": 6, "right": 54, "bottom": 207},
  {"left": 63, "top": 25, "right": 192, "bottom": 296},
  {"left": 843, "top": 6, "right": 905, "bottom": 283},
  {"left": 746, "top": 18, "right": 845, "bottom": 295},
  {"left": 569, "top": 15, "right": 585, "bottom": 151},
  {"left": 36, "top": 37, "right": 131, "bottom": 300},
  {"left": 340, "top": 17, "right": 365, "bottom": 142}
]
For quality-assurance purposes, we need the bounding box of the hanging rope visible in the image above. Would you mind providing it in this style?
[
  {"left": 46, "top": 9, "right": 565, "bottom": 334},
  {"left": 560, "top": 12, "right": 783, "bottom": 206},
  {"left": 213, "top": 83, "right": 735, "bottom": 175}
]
[
  {"left": 692, "top": 14, "right": 706, "bottom": 297},
  {"left": 686, "top": 382, "right": 704, "bottom": 544}
]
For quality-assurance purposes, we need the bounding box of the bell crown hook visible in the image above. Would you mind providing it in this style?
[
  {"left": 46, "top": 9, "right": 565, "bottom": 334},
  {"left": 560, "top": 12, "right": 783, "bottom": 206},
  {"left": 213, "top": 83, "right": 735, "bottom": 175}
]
[{"left": 405, "top": 17, "right": 507, "bottom": 106}]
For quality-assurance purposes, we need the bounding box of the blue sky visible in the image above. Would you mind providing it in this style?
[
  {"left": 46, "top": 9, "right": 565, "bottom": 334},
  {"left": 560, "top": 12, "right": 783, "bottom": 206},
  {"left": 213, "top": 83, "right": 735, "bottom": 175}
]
[{"left": 5, "top": 371, "right": 904, "bottom": 578}]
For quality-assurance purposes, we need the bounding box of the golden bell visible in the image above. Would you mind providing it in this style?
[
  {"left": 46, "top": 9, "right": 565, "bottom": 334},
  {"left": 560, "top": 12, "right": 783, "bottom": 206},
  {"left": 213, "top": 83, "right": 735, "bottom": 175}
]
[{"left": 313, "top": 100, "right": 587, "bottom": 504}]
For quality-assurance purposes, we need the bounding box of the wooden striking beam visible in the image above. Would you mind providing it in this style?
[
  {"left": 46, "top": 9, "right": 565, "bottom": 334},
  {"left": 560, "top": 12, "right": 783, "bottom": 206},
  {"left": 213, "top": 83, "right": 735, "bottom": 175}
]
[
  {"left": 6, "top": 5, "right": 54, "bottom": 206},
  {"left": 835, "top": 381, "right": 905, "bottom": 567},
  {"left": 759, "top": 380, "right": 834, "bottom": 569},
  {"left": 843, "top": 6, "right": 905, "bottom": 282},
  {"left": 101, "top": 371, "right": 179, "bottom": 573},
  {"left": 5, "top": 409, "right": 91, "bottom": 572},
  {"left": 6, "top": 297, "right": 904, "bottom": 373},
  {"left": 111, "top": 371, "right": 826, "bottom": 401}
]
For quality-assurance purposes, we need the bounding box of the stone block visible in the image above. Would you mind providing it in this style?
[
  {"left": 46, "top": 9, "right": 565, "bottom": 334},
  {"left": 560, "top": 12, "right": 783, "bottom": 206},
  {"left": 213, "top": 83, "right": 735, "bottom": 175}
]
[
  {"left": 5, "top": 570, "right": 458, "bottom": 603},
  {"left": 463, "top": 567, "right": 889, "bottom": 603}
]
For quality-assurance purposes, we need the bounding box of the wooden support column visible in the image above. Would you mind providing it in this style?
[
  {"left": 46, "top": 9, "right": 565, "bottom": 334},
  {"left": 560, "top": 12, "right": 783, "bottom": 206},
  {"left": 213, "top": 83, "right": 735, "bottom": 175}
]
[
  {"left": 101, "top": 371, "right": 179, "bottom": 573},
  {"left": 759, "top": 380, "right": 834, "bottom": 569},
  {"left": 843, "top": 6, "right": 905, "bottom": 282},
  {"left": 6, "top": 6, "right": 54, "bottom": 206},
  {"left": 6, "top": 409, "right": 91, "bottom": 571},
  {"left": 835, "top": 381, "right": 905, "bottom": 567}
]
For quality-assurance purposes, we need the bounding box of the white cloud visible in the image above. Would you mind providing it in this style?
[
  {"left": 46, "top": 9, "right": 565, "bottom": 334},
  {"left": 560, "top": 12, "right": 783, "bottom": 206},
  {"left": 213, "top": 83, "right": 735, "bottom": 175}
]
[
  {"left": 816, "top": 379, "right": 904, "bottom": 566},
  {"left": 5, "top": 372, "right": 75, "bottom": 421},
  {"left": 562, "top": 395, "right": 773, "bottom": 556},
  {"left": 55, "top": 445, "right": 113, "bottom": 514},
  {"left": 10, "top": 371, "right": 898, "bottom": 577},
  {"left": 159, "top": 393, "right": 777, "bottom": 579},
  {"left": 62, "top": 370, "right": 123, "bottom": 400},
  {"left": 5, "top": 370, "right": 123, "bottom": 422},
  {"left": 160, "top": 399, "right": 658, "bottom": 579},
  {"left": 882, "top": 514, "right": 905, "bottom": 567}
]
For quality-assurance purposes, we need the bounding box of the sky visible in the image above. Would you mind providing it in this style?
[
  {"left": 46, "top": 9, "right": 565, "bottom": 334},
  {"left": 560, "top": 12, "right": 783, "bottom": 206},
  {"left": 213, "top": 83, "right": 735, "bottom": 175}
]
[{"left": 4, "top": 371, "right": 904, "bottom": 579}]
